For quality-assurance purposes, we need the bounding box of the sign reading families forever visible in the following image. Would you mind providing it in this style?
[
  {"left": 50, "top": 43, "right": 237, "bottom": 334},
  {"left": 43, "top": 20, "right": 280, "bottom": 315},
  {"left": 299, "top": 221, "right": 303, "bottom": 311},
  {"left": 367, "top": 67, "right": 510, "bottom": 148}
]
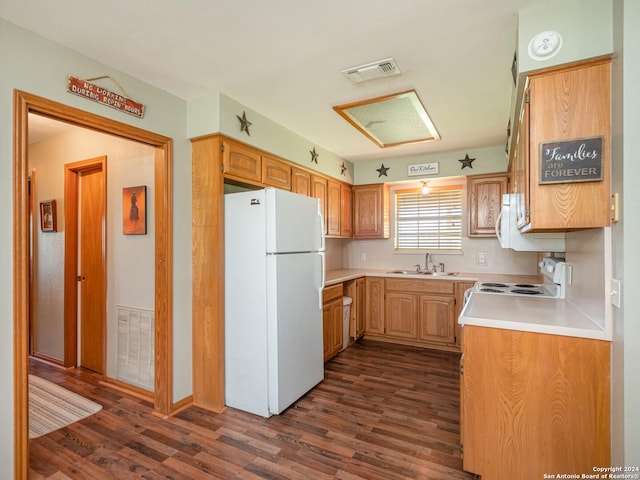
[{"left": 539, "top": 136, "right": 603, "bottom": 184}]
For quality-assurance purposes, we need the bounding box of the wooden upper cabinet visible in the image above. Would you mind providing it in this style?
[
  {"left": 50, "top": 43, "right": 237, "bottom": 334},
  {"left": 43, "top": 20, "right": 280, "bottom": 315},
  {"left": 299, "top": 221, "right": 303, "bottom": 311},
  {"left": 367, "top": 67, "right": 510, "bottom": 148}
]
[
  {"left": 353, "top": 183, "right": 390, "bottom": 239},
  {"left": 467, "top": 173, "right": 508, "bottom": 237},
  {"left": 261, "top": 154, "right": 291, "bottom": 190},
  {"left": 222, "top": 139, "right": 261, "bottom": 182},
  {"left": 311, "top": 174, "right": 328, "bottom": 234},
  {"left": 327, "top": 179, "right": 341, "bottom": 236},
  {"left": 524, "top": 58, "right": 611, "bottom": 231},
  {"left": 291, "top": 166, "right": 311, "bottom": 196},
  {"left": 340, "top": 183, "right": 353, "bottom": 237}
]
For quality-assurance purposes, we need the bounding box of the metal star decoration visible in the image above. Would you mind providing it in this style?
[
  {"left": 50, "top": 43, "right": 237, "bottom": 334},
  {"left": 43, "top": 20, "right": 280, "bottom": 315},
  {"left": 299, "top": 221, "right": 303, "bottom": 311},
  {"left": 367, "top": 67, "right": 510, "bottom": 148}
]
[
  {"left": 376, "top": 163, "right": 389, "bottom": 177},
  {"left": 310, "top": 147, "right": 319, "bottom": 164},
  {"left": 237, "top": 111, "right": 252, "bottom": 136},
  {"left": 340, "top": 162, "right": 347, "bottom": 176},
  {"left": 458, "top": 154, "right": 476, "bottom": 169}
]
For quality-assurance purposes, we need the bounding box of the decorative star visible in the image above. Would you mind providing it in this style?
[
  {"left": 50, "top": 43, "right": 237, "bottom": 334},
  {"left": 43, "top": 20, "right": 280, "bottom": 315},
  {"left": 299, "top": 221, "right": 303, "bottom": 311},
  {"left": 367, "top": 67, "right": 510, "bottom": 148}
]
[
  {"left": 310, "top": 147, "right": 319, "bottom": 164},
  {"left": 340, "top": 162, "right": 347, "bottom": 176},
  {"left": 237, "top": 111, "right": 252, "bottom": 136},
  {"left": 458, "top": 154, "right": 476, "bottom": 169},
  {"left": 376, "top": 163, "right": 389, "bottom": 177}
]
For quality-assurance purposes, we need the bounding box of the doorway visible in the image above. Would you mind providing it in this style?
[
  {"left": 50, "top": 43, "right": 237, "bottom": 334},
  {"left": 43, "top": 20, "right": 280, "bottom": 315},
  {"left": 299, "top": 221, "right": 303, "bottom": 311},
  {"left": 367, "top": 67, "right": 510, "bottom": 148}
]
[
  {"left": 13, "top": 90, "right": 174, "bottom": 478},
  {"left": 64, "top": 157, "right": 107, "bottom": 373}
]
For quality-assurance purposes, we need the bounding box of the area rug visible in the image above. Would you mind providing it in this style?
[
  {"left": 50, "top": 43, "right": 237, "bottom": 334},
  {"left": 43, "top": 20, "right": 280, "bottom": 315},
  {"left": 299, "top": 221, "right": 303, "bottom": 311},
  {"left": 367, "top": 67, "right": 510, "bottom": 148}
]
[{"left": 29, "top": 374, "right": 102, "bottom": 439}]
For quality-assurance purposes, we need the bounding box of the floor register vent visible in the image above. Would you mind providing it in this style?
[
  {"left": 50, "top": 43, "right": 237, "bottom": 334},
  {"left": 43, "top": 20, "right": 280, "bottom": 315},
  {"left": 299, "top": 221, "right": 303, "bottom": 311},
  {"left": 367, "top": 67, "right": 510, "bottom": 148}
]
[{"left": 117, "top": 305, "right": 154, "bottom": 391}]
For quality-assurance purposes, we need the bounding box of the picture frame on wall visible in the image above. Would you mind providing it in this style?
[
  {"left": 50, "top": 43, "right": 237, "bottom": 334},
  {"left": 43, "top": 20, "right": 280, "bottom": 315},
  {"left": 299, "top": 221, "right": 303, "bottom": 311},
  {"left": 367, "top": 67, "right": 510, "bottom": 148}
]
[
  {"left": 39, "top": 199, "right": 57, "bottom": 232},
  {"left": 122, "top": 185, "right": 147, "bottom": 235}
]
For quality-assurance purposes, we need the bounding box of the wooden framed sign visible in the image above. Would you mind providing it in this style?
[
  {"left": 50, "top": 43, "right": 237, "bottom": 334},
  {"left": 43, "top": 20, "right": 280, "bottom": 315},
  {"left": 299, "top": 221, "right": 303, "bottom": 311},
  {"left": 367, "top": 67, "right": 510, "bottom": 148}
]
[{"left": 539, "top": 136, "right": 604, "bottom": 184}]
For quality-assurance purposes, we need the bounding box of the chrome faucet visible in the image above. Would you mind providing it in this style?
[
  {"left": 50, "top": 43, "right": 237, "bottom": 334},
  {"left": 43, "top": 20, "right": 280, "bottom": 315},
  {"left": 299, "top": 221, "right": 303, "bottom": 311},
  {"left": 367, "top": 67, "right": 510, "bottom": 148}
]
[{"left": 424, "top": 252, "right": 433, "bottom": 272}]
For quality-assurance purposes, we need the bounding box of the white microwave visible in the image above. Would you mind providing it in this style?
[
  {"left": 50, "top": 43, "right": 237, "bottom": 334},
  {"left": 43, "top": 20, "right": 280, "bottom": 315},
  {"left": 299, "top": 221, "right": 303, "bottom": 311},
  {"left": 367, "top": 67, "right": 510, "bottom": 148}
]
[{"left": 496, "top": 194, "right": 565, "bottom": 252}]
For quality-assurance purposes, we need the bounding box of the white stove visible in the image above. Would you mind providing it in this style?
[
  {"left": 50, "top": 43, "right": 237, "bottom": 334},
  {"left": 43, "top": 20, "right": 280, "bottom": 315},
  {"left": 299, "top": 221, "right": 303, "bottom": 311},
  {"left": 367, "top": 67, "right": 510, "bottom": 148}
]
[{"left": 474, "top": 257, "right": 566, "bottom": 299}]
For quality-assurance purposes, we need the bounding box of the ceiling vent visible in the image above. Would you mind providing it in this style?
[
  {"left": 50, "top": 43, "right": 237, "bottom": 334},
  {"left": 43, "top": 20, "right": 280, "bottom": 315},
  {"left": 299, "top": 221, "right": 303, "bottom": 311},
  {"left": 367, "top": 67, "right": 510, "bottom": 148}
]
[{"left": 342, "top": 58, "right": 401, "bottom": 84}]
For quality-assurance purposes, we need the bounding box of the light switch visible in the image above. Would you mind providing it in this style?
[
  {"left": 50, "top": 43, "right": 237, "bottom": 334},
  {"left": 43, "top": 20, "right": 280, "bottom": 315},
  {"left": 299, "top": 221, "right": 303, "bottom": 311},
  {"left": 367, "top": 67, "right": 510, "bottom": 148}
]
[
  {"left": 610, "top": 278, "right": 622, "bottom": 309},
  {"left": 360, "top": 253, "right": 367, "bottom": 262},
  {"left": 476, "top": 251, "right": 488, "bottom": 266}
]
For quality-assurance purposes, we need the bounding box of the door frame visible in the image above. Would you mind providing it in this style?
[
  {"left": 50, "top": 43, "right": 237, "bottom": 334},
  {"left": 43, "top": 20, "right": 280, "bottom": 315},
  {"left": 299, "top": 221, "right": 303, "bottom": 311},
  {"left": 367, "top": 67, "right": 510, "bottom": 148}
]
[
  {"left": 13, "top": 90, "right": 174, "bottom": 478},
  {"left": 64, "top": 157, "right": 107, "bottom": 371}
]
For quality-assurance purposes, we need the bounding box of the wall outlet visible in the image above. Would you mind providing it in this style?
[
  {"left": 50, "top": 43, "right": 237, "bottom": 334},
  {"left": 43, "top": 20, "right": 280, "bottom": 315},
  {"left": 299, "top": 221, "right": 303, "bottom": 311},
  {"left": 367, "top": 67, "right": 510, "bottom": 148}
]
[
  {"left": 476, "top": 251, "right": 488, "bottom": 266},
  {"left": 360, "top": 252, "right": 367, "bottom": 262}
]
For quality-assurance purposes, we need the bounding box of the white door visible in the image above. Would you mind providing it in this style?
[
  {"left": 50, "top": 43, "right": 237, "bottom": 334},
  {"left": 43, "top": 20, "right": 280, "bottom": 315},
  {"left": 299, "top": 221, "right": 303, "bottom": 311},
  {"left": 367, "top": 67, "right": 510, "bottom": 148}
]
[{"left": 266, "top": 251, "right": 324, "bottom": 414}]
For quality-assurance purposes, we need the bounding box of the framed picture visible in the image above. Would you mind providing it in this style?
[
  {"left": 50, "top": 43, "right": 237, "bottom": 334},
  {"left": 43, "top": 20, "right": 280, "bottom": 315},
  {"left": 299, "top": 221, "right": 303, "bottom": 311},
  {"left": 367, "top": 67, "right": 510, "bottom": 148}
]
[
  {"left": 39, "top": 199, "right": 57, "bottom": 232},
  {"left": 122, "top": 185, "right": 147, "bottom": 235}
]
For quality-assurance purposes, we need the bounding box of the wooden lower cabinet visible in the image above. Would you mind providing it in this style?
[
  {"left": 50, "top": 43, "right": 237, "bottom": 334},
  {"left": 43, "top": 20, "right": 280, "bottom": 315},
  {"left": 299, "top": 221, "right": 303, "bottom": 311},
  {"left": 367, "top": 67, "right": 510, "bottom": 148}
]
[
  {"left": 417, "top": 295, "right": 455, "bottom": 344},
  {"left": 354, "top": 277, "right": 365, "bottom": 339},
  {"left": 365, "top": 277, "right": 385, "bottom": 334},
  {"left": 322, "top": 284, "right": 343, "bottom": 361},
  {"left": 365, "top": 277, "right": 457, "bottom": 349},
  {"left": 461, "top": 325, "right": 610, "bottom": 479},
  {"left": 385, "top": 292, "right": 418, "bottom": 339}
]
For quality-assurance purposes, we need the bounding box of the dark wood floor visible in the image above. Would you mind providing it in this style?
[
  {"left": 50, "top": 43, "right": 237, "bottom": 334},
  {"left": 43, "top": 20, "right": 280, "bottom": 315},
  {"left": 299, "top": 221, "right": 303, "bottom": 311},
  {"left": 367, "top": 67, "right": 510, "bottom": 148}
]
[{"left": 29, "top": 340, "right": 474, "bottom": 479}]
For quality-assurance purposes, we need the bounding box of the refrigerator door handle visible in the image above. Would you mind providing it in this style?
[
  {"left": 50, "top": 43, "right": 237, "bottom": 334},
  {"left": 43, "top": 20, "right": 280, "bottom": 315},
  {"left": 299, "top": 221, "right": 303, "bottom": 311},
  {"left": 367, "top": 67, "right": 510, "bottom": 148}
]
[
  {"left": 318, "top": 251, "right": 325, "bottom": 310},
  {"left": 317, "top": 207, "right": 325, "bottom": 252}
]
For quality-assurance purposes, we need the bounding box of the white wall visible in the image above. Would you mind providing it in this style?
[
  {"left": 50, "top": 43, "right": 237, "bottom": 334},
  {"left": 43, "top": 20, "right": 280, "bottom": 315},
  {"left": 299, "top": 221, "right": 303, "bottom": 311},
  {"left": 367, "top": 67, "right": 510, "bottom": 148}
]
[
  {"left": 612, "top": 0, "right": 640, "bottom": 466},
  {"left": 0, "top": 18, "right": 193, "bottom": 478}
]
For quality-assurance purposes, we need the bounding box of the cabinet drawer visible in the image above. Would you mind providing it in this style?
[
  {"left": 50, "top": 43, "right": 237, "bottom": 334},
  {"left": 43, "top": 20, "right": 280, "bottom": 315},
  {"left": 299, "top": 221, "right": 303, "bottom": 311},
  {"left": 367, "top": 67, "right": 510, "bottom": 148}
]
[
  {"left": 323, "top": 283, "right": 343, "bottom": 304},
  {"left": 385, "top": 278, "right": 454, "bottom": 295}
]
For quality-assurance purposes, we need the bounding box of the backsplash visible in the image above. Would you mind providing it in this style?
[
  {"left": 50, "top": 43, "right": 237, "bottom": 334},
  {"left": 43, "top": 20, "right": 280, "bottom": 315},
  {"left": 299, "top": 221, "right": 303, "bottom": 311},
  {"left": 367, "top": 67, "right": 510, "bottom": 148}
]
[{"left": 325, "top": 236, "right": 541, "bottom": 275}]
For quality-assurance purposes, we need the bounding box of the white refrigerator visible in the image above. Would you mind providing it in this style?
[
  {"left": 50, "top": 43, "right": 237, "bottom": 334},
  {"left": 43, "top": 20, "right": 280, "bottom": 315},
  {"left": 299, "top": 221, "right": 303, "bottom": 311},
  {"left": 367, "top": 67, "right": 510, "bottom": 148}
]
[{"left": 224, "top": 187, "right": 325, "bottom": 417}]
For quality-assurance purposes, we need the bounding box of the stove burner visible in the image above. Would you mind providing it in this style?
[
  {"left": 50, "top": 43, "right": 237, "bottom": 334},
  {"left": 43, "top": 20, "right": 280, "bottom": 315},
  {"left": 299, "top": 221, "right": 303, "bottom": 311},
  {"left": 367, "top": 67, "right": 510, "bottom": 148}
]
[
  {"left": 480, "top": 288, "right": 505, "bottom": 293},
  {"left": 514, "top": 283, "right": 537, "bottom": 288},
  {"left": 510, "top": 289, "right": 543, "bottom": 295},
  {"left": 481, "top": 283, "right": 508, "bottom": 288}
]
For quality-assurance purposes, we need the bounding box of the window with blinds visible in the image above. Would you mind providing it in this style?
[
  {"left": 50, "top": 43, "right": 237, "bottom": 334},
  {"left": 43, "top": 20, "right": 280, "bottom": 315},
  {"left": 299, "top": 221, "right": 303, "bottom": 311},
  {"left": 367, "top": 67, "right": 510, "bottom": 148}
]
[{"left": 394, "top": 186, "right": 463, "bottom": 251}]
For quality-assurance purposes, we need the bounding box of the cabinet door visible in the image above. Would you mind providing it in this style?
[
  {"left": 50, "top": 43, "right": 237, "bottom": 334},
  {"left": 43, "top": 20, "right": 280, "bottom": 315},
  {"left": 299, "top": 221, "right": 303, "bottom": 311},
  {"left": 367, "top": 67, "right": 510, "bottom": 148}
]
[
  {"left": 330, "top": 300, "right": 343, "bottom": 356},
  {"left": 417, "top": 295, "right": 455, "bottom": 344},
  {"left": 527, "top": 60, "right": 611, "bottom": 230},
  {"left": 311, "top": 174, "right": 327, "bottom": 234},
  {"left": 222, "top": 139, "right": 261, "bottom": 182},
  {"left": 322, "top": 302, "right": 333, "bottom": 361},
  {"left": 261, "top": 154, "right": 291, "bottom": 190},
  {"left": 365, "top": 277, "right": 385, "bottom": 334},
  {"left": 291, "top": 167, "right": 311, "bottom": 196},
  {"left": 323, "top": 299, "right": 342, "bottom": 361},
  {"left": 514, "top": 92, "right": 531, "bottom": 228},
  {"left": 385, "top": 292, "right": 418, "bottom": 339},
  {"left": 462, "top": 326, "right": 611, "bottom": 479},
  {"left": 353, "top": 184, "right": 389, "bottom": 238},
  {"left": 340, "top": 183, "right": 353, "bottom": 237},
  {"left": 468, "top": 174, "right": 508, "bottom": 237},
  {"left": 327, "top": 179, "right": 341, "bottom": 236},
  {"left": 355, "top": 278, "right": 365, "bottom": 339}
]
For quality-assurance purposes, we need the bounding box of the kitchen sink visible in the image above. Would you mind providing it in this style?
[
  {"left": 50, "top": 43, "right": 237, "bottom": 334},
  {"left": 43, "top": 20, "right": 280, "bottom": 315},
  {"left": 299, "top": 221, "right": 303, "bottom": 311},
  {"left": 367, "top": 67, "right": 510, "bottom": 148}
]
[{"left": 386, "top": 270, "right": 459, "bottom": 276}]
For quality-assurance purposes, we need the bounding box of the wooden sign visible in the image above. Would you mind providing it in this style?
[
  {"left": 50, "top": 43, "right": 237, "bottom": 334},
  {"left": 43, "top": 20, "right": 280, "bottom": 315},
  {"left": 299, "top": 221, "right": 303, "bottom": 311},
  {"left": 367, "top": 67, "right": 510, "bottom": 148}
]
[
  {"left": 539, "top": 136, "right": 603, "bottom": 184},
  {"left": 67, "top": 76, "right": 145, "bottom": 118},
  {"left": 407, "top": 162, "right": 438, "bottom": 176}
]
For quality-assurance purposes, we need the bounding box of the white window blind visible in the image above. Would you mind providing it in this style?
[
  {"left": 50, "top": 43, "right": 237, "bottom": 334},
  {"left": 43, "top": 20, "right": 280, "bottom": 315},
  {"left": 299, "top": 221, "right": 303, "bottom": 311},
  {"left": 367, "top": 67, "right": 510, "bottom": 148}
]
[{"left": 395, "top": 186, "right": 463, "bottom": 251}]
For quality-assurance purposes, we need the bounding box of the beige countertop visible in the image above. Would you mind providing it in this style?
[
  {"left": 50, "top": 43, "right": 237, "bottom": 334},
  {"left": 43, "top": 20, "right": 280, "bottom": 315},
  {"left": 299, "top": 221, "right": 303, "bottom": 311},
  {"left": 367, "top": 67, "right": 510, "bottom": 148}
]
[
  {"left": 326, "top": 268, "right": 608, "bottom": 341},
  {"left": 324, "top": 268, "right": 540, "bottom": 286},
  {"left": 459, "top": 291, "right": 608, "bottom": 341}
]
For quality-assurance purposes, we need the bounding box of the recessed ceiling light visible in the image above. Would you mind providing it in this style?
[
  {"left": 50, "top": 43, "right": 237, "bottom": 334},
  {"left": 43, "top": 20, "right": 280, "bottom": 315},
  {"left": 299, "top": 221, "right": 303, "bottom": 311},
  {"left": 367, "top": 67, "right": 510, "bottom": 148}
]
[{"left": 333, "top": 90, "right": 440, "bottom": 148}]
